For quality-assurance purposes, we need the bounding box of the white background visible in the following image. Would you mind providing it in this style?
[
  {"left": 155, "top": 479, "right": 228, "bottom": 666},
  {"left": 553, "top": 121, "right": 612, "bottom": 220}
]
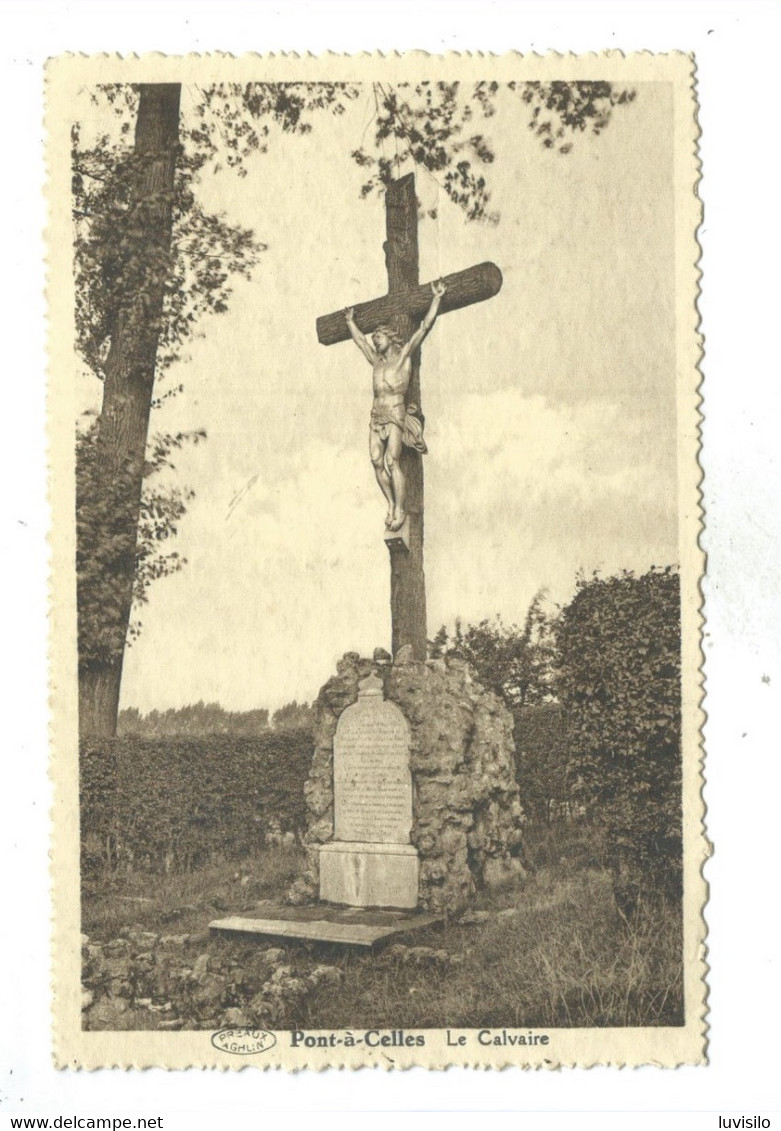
[{"left": 1, "top": 1, "right": 779, "bottom": 1127}]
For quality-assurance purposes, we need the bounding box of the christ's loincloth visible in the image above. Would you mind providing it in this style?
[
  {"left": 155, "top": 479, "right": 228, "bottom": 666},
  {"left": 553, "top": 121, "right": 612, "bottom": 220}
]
[{"left": 370, "top": 403, "right": 428, "bottom": 454}]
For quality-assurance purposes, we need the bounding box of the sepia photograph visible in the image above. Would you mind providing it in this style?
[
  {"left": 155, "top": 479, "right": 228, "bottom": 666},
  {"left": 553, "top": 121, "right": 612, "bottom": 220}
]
[{"left": 46, "top": 49, "right": 705, "bottom": 1069}]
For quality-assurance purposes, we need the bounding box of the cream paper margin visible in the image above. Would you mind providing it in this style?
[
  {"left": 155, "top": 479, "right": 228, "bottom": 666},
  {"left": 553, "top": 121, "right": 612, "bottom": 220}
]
[{"left": 47, "top": 49, "right": 706, "bottom": 1070}]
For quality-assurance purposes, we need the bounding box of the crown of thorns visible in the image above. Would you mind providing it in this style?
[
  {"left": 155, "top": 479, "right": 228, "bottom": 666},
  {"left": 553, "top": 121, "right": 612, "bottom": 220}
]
[{"left": 373, "top": 324, "right": 403, "bottom": 347}]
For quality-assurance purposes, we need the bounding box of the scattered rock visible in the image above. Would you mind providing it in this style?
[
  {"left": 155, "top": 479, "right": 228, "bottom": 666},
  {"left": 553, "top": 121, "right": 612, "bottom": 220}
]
[
  {"left": 103, "top": 938, "right": 130, "bottom": 958},
  {"left": 268, "top": 964, "right": 293, "bottom": 984},
  {"left": 308, "top": 964, "right": 342, "bottom": 988},
  {"left": 159, "top": 934, "right": 190, "bottom": 947},
  {"left": 381, "top": 944, "right": 453, "bottom": 966},
  {"left": 194, "top": 972, "right": 227, "bottom": 1006},
  {"left": 86, "top": 996, "right": 129, "bottom": 1029},
  {"left": 133, "top": 951, "right": 156, "bottom": 972},
  {"left": 261, "top": 947, "right": 285, "bottom": 964},
  {"left": 101, "top": 955, "right": 131, "bottom": 979},
  {"left": 286, "top": 875, "right": 316, "bottom": 906},
  {"left": 125, "top": 930, "right": 159, "bottom": 949},
  {"left": 457, "top": 910, "right": 492, "bottom": 926},
  {"left": 186, "top": 930, "right": 210, "bottom": 947},
  {"left": 159, "top": 908, "right": 186, "bottom": 924},
  {"left": 222, "top": 1007, "right": 251, "bottom": 1027},
  {"left": 192, "top": 953, "right": 211, "bottom": 979}
]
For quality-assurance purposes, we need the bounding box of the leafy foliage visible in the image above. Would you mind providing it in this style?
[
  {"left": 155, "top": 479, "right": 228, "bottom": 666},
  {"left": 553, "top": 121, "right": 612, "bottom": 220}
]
[
  {"left": 519, "top": 81, "right": 636, "bottom": 153},
  {"left": 271, "top": 700, "right": 316, "bottom": 731},
  {"left": 429, "top": 593, "right": 555, "bottom": 709},
  {"left": 116, "top": 698, "right": 316, "bottom": 736},
  {"left": 73, "top": 79, "right": 638, "bottom": 724},
  {"left": 80, "top": 729, "right": 313, "bottom": 876},
  {"left": 72, "top": 123, "right": 263, "bottom": 385},
  {"left": 352, "top": 81, "right": 636, "bottom": 221},
  {"left": 76, "top": 422, "right": 205, "bottom": 666},
  {"left": 556, "top": 568, "right": 682, "bottom": 914},
  {"left": 431, "top": 570, "right": 682, "bottom": 916},
  {"left": 352, "top": 82, "right": 499, "bottom": 222},
  {"left": 183, "top": 82, "right": 360, "bottom": 176},
  {"left": 513, "top": 703, "right": 570, "bottom": 824},
  {"left": 73, "top": 83, "right": 361, "bottom": 378},
  {"left": 118, "top": 702, "right": 271, "bottom": 737},
  {"left": 73, "top": 83, "right": 358, "bottom": 679}
]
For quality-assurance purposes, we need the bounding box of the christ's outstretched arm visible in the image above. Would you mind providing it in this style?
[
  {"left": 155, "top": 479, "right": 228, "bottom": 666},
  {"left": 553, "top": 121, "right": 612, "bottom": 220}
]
[
  {"left": 344, "top": 307, "right": 376, "bottom": 364},
  {"left": 400, "top": 279, "right": 448, "bottom": 360}
]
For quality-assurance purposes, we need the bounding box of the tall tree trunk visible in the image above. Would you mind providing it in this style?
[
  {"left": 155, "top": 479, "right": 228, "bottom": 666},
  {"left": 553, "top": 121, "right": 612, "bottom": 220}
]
[
  {"left": 384, "top": 174, "right": 427, "bottom": 661},
  {"left": 78, "top": 84, "right": 181, "bottom": 738}
]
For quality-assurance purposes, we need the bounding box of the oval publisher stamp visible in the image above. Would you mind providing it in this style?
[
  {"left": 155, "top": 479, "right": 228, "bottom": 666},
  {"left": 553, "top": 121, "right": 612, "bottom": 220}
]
[{"left": 210, "top": 1029, "right": 277, "bottom": 1056}]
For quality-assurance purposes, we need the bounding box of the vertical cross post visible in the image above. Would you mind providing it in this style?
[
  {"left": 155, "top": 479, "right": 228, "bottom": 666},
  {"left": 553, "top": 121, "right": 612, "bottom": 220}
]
[
  {"left": 384, "top": 174, "right": 427, "bottom": 661},
  {"left": 316, "top": 174, "right": 502, "bottom": 663}
]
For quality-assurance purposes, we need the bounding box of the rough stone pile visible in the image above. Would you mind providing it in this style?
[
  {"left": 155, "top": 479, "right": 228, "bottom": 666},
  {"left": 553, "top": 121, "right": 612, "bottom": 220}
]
[
  {"left": 81, "top": 930, "right": 341, "bottom": 1031},
  {"left": 290, "top": 649, "right": 525, "bottom": 913}
]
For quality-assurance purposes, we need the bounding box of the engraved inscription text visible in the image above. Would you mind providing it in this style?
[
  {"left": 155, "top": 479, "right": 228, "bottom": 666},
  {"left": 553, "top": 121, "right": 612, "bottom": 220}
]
[{"left": 333, "top": 698, "right": 412, "bottom": 843}]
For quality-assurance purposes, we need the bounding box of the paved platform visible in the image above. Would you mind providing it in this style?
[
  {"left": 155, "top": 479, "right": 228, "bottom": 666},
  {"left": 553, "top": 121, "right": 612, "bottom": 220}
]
[{"left": 209, "top": 902, "right": 440, "bottom": 947}]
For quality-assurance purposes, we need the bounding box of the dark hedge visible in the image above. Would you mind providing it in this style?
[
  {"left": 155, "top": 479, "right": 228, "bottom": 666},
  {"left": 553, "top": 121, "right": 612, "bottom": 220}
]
[
  {"left": 80, "top": 728, "right": 313, "bottom": 875},
  {"left": 513, "top": 703, "right": 570, "bottom": 823},
  {"left": 557, "top": 569, "right": 682, "bottom": 914}
]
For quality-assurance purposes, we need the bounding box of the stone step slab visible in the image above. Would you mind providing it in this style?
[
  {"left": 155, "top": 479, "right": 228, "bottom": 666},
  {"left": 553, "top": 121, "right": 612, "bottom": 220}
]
[{"left": 209, "top": 904, "right": 440, "bottom": 948}]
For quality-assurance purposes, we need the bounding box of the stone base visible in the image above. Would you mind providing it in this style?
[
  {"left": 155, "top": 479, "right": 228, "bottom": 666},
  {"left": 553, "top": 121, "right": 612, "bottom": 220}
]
[
  {"left": 319, "top": 841, "right": 418, "bottom": 909},
  {"left": 300, "top": 651, "right": 525, "bottom": 915}
]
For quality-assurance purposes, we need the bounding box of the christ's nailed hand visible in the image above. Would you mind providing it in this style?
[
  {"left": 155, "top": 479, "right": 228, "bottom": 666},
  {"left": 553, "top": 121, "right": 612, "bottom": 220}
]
[
  {"left": 431, "top": 279, "right": 447, "bottom": 298},
  {"left": 344, "top": 306, "right": 355, "bottom": 322}
]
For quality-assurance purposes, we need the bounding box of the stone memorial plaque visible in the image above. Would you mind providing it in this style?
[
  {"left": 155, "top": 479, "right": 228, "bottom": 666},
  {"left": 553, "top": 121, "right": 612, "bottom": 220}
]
[{"left": 333, "top": 691, "right": 412, "bottom": 844}]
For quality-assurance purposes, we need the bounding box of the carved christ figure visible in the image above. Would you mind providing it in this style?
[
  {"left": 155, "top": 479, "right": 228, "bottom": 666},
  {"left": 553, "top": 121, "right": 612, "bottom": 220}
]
[{"left": 345, "top": 280, "right": 447, "bottom": 532}]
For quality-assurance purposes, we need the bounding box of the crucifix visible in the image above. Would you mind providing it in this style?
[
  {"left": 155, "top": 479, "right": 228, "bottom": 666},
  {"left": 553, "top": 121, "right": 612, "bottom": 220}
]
[{"left": 316, "top": 173, "right": 502, "bottom": 662}]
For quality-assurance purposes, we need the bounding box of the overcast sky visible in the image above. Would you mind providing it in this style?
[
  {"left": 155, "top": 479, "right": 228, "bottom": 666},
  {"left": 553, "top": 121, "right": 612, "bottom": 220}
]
[{"left": 77, "top": 81, "right": 677, "bottom": 713}]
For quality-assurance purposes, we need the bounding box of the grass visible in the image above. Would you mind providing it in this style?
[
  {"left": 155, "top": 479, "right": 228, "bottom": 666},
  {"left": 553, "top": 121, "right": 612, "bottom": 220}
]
[
  {"left": 297, "top": 868, "right": 683, "bottom": 1029},
  {"left": 81, "top": 845, "right": 304, "bottom": 940},
  {"left": 82, "top": 824, "right": 684, "bottom": 1029}
]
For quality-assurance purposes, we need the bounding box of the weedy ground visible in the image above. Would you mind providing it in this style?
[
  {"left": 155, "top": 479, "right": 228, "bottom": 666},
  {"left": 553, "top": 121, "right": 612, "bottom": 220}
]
[
  {"left": 82, "top": 823, "right": 683, "bottom": 1030},
  {"left": 83, "top": 844, "right": 303, "bottom": 941}
]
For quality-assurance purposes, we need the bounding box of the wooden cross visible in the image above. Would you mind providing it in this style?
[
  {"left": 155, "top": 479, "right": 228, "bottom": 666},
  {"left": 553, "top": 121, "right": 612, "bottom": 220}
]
[{"left": 316, "top": 173, "right": 502, "bottom": 662}]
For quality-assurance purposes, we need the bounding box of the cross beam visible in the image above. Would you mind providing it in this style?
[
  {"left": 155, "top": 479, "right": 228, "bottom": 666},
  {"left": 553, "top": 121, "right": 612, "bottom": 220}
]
[
  {"left": 316, "top": 173, "right": 502, "bottom": 661},
  {"left": 316, "top": 261, "right": 503, "bottom": 346}
]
